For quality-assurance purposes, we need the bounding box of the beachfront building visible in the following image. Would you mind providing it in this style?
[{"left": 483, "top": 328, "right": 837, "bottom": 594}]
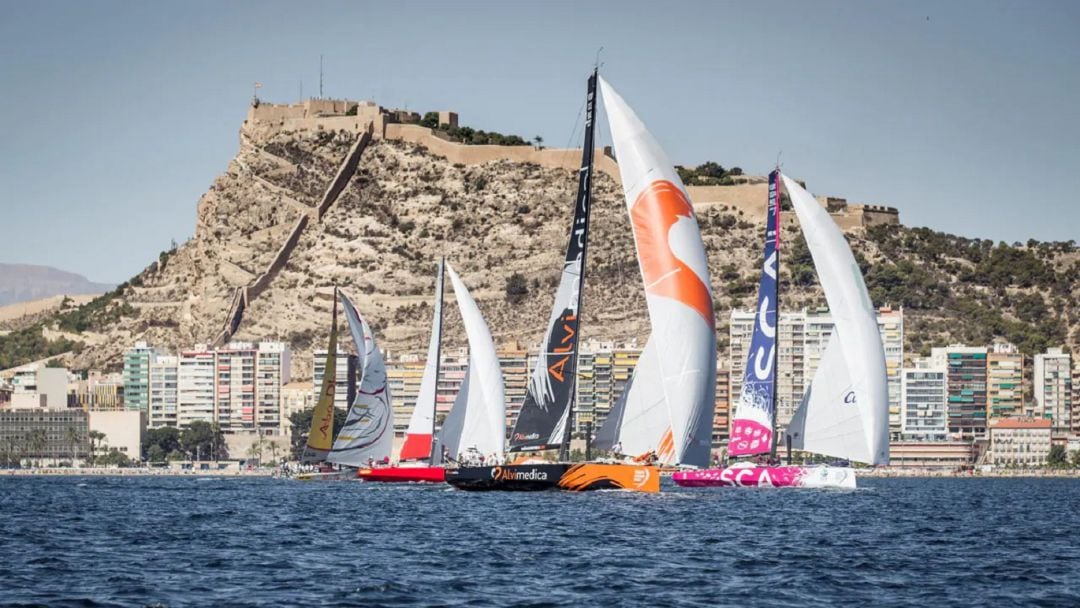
[
  {"left": 900, "top": 358, "right": 948, "bottom": 441},
  {"left": 0, "top": 408, "right": 89, "bottom": 465},
  {"left": 931, "top": 345, "right": 989, "bottom": 440},
  {"left": 123, "top": 342, "right": 161, "bottom": 413},
  {"left": 987, "top": 343, "right": 1024, "bottom": 420},
  {"left": 312, "top": 350, "right": 357, "bottom": 412},
  {"left": 148, "top": 355, "right": 178, "bottom": 428},
  {"left": 713, "top": 366, "right": 731, "bottom": 449},
  {"left": 888, "top": 440, "right": 973, "bottom": 469},
  {"left": 1033, "top": 347, "right": 1071, "bottom": 437},
  {"left": 177, "top": 346, "right": 216, "bottom": 428},
  {"left": 988, "top": 417, "right": 1052, "bottom": 467}
]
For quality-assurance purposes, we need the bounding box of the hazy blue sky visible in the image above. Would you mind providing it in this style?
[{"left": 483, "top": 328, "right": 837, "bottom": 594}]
[{"left": 1, "top": 0, "right": 1077, "bottom": 283}]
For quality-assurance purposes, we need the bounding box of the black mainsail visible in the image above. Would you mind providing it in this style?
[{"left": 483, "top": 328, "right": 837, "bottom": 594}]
[{"left": 508, "top": 69, "right": 598, "bottom": 455}]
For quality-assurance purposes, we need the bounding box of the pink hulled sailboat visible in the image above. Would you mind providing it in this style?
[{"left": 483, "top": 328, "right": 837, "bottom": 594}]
[{"left": 673, "top": 171, "right": 889, "bottom": 489}]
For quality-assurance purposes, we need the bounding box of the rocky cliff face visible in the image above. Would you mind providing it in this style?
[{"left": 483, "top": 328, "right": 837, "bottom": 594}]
[{"left": 19, "top": 114, "right": 1080, "bottom": 377}]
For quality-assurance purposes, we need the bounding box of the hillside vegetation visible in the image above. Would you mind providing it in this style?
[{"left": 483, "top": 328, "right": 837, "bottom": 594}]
[{"left": 3, "top": 122, "right": 1077, "bottom": 376}]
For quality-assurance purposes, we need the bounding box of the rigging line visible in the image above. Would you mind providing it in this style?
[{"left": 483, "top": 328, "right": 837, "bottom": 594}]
[{"left": 564, "top": 96, "right": 586, "bottom": 151}]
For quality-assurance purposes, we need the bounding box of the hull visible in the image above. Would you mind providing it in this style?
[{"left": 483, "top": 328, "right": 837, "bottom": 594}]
[
  {"left": 357, "top": 466, "right": 445, "bottom": 483},
  {"left": 672, "top": 465, "right": 856, "bottom": 489},
  {"left": 446, "top": 463, "right": 659, "bottom": 493}
]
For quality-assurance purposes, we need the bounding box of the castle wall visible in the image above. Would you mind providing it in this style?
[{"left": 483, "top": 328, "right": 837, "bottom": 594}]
[
  {"left": 383, "top": 123, "right": 622, "bottom": 183},
  {"left": 317, "top": 127, "right": 373, "bottom": 220}
]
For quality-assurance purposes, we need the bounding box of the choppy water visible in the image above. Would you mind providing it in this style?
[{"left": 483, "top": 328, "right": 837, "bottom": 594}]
[{"left": 1, "top": 476, "right": 1078, "bottom": 607}]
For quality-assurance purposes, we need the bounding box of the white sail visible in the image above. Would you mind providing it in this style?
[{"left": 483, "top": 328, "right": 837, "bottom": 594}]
[
  {"left": 327, "top": 292, "right": 394, "bottom": 466},
  {"left": 782, "top": 174, "right": 889, "bottom": 465},
  {"left": 399, "top": 260, "right": 444, "bottom": 462},
  {"left": 786, "top": 334, "right": 871, "bottom": 463},
  {"left": 443, "top": 263, "right": 506, "bottom": 459},
  {"left": 434, "top": 372, "right": 469, "bottom": 464},
  {"left": 599, "top": 77, "right": 717, "bottom": 467}
]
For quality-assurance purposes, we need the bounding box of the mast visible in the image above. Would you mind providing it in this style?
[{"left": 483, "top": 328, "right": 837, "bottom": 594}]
[
  {"left": 559, "top": 67, "right": 598, "bottom": 461},
  {"left": 429, "top": 258, "right": 446, "bottom": 465},
  {"left": 769, "top": 169, "right": 782, "bottom": 460},
  {"left": 507, "top": 67, "right": 598, "bottom": 458}
]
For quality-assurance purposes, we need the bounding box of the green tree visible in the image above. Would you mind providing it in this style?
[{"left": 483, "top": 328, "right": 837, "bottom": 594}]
[
  {"left": 289, "top": 407, "right": 347, "bottom": 460},
  {"left": 505, "top": 273, "right": 529, "bottom": 304},
  {"left": 180, "top": 421, "right": 227, "bottom": 461},
  {"left": 88, "top": 430, "right": 107, "bottom": 465},
  {"left": 1047, "top": 444, "right": 1068, "bottom": 467},
  {"left": 64, "top": 426, "right": 82, "bottom": 465},
  {"left": 26, "top": 430, "right": 47, "bottom": 468},
  {"left": 420, "top": 112, "right": 439, "bottom": 128},
  {"left": 143, "top": 427, "right": 181, "bottom": 460}
]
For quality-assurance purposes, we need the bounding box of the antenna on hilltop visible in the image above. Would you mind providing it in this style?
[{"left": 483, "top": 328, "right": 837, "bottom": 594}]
[{"left": 319, "top": 54, "right": 324, "bottom": 99}]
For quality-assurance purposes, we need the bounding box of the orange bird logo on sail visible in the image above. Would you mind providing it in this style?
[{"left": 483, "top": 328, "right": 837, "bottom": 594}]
[{"left": 630, "top": 180, "right": 715, "bottom": 328}]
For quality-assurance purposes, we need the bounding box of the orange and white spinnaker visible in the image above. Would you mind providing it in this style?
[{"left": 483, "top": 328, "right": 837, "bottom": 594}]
[{"left": 597, "top": 78, "right": 717, "bottom": 468}]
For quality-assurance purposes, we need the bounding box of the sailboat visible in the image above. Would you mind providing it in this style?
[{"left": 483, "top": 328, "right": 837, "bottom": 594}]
[
  {"left": 432, "top": 262, "right": 507, "bottom": 468},
  {"left": 324, "top": 291, "right": 395, "bottom": 469},
  {"left": 444, "top": 70, "right": 659, "bottom": 493},
  {"left": 358, "top": 259, "right": 448, "bottom": 483},
  {"left": 590, "top": 76, "right": 718, "bottom": 473},
  {"left": 297, "top": 288, "right": 340, "bottom": 477},
  {"left": 673, "top": 172, "right": 889, "bottom": 489}
]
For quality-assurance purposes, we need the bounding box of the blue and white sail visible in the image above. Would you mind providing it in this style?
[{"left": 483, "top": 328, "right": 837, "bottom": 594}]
[{"left": 729, "top": 170, "right": 781, "bottom": 457}]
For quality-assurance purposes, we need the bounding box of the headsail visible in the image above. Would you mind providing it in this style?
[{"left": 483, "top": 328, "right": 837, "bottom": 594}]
[
  {"left": 781, "top": 174, "right": 889, "bottom": 465},
  {"left": 302, "top": 291, "right": 339, "bottom": 463},
  {"left": 509, "top": 70, "right": 598, "bottom": 454},
  {"left": 399, "top": 259, "right": 445, "bottom": 462},
  {"left": 327, "top": 292, "right": 394, "bottom": 467},
  {"left": 729, "top": 170, "right": 781, "bottom": 457},
  {"left": 442, "top": 263, "right": 506, "bottom": 459},
  {"left": 599, "top": 77, "right": 717, "bottom": 468}
]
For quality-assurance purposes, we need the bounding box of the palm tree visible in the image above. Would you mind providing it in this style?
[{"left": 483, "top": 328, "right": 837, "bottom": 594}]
[
  {"left": 533, "top": 135, "right": 544, "bottom": 150},
  {"left": 64, "top": 426, "right": 81, "bottom": 466},
  {"left": 27, "top": 430, "right": 47, "bottom": 469},
  {"left": 88, "top": 430, "right": 107, "bottom": 465}
]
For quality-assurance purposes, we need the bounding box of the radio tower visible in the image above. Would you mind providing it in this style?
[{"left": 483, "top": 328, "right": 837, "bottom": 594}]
[{"left": 319, "top": 55, "right": 324, "bottom": 99}]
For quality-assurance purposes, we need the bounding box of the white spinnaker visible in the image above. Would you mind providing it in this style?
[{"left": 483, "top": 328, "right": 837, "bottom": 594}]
[
  {"left": 399, "top": 260, "right": 444, "bottom": 461},
  {"left": 782, "top": 174, "right": 889, "bottom": 465},
  {"left": 327, "top": 293, "right": 394, "bottom": 466},
  {"left": 444, "top": 263, "right": 506, "bottom": 457},
  {"left": 599, "top": 77, "right": 717, "bottom": 467},
  {"left": 434, "top": 373, "right": 469, "bottom": 464},
  {"left": 786, "top": 334, "right": 871, "bottom": 463},
  {"left": 611, "top": 337, "right": 673, "bottom": 459}
]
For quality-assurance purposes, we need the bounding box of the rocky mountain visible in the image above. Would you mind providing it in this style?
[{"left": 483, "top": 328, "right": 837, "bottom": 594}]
[
  {"left": 0, "top": 264, "right": 113, "bottom": 307},
  {"left": 3, "top": 100, "right": 1078, "bottom": 377}
]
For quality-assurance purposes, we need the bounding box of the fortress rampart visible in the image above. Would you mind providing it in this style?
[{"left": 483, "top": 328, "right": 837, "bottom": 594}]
[{"left": 241, "top": 97, "right": 901, "bottom": 231}]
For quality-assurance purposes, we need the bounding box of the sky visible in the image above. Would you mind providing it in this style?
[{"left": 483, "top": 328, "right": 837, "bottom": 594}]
[{"left": 1, "top": 0, "right": 1078, "bottom": 283}]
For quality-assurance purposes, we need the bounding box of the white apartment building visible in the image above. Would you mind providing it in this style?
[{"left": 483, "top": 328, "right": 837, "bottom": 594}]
[
  {"left": 148, "top": 355, "right": 178, "bottom": 428},
  {"left": 729, "top": 307, "right": 904, "bottom": 435},
  {"left": 1033, "top": 347, "right": 1071, "bottom": 436},
  {"left": 900, "top": 358, "right": 948, "bottom": 441}
]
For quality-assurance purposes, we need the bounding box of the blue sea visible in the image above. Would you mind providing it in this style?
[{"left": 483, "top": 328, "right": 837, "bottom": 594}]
[{"left": 0, "top": 476, "right": 1077, "bottom": 607}]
